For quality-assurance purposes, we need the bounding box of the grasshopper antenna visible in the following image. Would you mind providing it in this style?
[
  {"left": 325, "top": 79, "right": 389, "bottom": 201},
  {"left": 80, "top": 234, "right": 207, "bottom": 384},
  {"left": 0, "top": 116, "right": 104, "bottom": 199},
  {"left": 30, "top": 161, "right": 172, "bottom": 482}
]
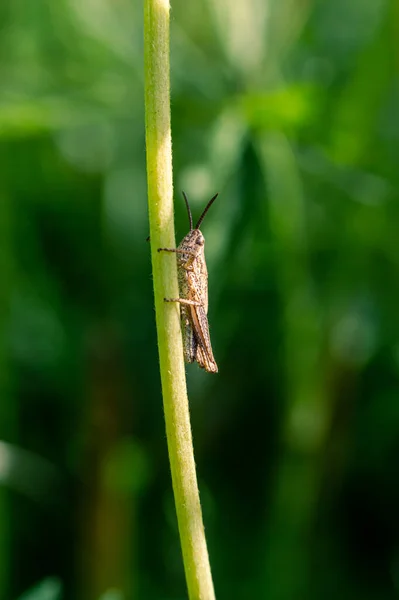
[
  {"left": 182, "top": 191, "right": 193, "bottom": 231},
  {"left": 195, "top": 193, "right": 219, "bottom": 230}
]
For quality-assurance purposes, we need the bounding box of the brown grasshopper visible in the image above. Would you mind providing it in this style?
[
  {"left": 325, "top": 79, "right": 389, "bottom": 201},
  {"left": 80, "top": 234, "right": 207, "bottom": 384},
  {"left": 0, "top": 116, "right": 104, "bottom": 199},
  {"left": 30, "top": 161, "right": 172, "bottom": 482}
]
[{"left": 158, "top": 192, "right": 219, "bottom": 373}]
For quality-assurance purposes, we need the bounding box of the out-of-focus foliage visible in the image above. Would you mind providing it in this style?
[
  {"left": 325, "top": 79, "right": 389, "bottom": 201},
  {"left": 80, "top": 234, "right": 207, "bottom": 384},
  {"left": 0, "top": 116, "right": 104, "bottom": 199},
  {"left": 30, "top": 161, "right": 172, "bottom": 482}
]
[{"left": 1, "top": 0, "right": 399, "bottom": 598}]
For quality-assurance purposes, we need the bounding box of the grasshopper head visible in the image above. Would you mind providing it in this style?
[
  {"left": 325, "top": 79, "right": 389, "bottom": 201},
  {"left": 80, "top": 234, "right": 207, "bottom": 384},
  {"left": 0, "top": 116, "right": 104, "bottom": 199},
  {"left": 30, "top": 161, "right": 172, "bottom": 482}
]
[
  {"left": 192, "top": 229, "right": 205, "bottom": 244},
  {"left": 184, "top": 228, "right": 205, "bottom": 246},
  {"left": 179, "top": 228, "right": 205, "bottom": 258}
]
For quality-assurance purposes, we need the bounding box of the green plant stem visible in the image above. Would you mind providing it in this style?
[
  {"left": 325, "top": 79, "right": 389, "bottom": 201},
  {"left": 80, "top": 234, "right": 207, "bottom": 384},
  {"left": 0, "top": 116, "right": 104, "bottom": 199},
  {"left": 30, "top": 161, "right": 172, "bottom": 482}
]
[{"left": 144, "top": 1, "right": 215, "bottom": 598}]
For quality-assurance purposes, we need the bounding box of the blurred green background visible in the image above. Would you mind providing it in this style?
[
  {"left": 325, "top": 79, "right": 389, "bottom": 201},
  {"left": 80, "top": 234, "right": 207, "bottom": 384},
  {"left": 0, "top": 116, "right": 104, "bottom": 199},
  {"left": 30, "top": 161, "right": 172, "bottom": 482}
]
[{"left": 2, "top": 0, "right": 399, "bottom": 598}]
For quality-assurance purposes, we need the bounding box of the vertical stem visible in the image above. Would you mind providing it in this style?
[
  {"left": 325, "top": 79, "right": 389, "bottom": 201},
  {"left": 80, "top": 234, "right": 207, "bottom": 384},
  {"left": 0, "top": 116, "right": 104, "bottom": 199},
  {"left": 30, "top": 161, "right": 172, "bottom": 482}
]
[{"left": 143, "top": 2, "right": 215, "bottom": 599}]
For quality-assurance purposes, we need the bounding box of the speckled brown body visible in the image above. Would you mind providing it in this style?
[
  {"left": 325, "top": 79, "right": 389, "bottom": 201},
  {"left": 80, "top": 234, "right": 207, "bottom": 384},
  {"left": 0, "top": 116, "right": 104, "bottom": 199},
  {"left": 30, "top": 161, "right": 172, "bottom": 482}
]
[
  {"left": 158, "top": 193, "right": 218, "bottom": 373},
  {"left": 176, "top": 229, "right": 217, "bottom": 373}
]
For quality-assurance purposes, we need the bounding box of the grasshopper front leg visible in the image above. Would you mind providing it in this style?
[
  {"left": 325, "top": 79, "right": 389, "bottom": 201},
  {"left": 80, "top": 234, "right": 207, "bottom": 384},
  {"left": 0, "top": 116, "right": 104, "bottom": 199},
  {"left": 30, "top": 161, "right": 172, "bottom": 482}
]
[
  {"left": 164, "top": 298, "right": 202, "bottom": 306},
  {"left": 158, "top": 247, "right": 177, "bottom": 253}
]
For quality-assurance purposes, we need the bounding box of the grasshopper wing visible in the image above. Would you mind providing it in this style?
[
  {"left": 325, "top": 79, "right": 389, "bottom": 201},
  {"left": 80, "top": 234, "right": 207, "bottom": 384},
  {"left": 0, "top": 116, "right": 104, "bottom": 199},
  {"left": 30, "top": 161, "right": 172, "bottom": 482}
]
[{"left": 190, "top": 304, "right": 218, "bottom": 373}]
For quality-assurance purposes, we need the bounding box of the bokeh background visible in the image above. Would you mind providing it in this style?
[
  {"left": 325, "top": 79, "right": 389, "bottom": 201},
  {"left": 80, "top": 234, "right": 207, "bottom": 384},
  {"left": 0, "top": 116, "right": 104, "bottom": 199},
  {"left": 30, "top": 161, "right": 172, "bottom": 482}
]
[{"left": 2, "top": 0, "right": 399, "bottom": 598}]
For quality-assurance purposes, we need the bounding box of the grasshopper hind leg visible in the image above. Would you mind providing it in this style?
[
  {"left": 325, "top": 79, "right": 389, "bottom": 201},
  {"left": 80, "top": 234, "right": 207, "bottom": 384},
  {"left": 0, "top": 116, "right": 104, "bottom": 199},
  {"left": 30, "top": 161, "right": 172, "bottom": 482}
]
[{"left": 181, "top": 306, "right": 196, "bottom": 363}]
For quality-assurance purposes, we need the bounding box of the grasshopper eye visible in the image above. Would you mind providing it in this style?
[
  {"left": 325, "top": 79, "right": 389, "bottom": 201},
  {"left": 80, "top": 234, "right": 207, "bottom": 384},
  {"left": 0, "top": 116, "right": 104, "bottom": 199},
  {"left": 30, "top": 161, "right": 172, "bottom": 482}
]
[{"left": 196, "top": 238, "right": 204, "bottom": 246}]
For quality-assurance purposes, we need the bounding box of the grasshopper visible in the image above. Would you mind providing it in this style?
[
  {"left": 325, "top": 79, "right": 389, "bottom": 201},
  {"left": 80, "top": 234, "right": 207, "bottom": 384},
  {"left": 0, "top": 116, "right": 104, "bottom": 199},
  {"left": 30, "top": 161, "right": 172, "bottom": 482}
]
[{"left": 158, "top": 192, "right": 219, "bottom": 373}]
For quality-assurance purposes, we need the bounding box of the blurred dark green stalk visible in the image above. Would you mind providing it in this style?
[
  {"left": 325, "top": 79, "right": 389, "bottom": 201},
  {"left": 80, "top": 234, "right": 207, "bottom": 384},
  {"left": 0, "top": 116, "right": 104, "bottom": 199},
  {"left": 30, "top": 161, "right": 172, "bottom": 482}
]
[
  {"left": 0, "top": 189, "right": 13, "bottom": 599},
  {"left": 143, "top": 1, "right": 215, "bottom": 598},
  {"left": 258, "top": 134, "right": 328, "bottom": 599}
]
